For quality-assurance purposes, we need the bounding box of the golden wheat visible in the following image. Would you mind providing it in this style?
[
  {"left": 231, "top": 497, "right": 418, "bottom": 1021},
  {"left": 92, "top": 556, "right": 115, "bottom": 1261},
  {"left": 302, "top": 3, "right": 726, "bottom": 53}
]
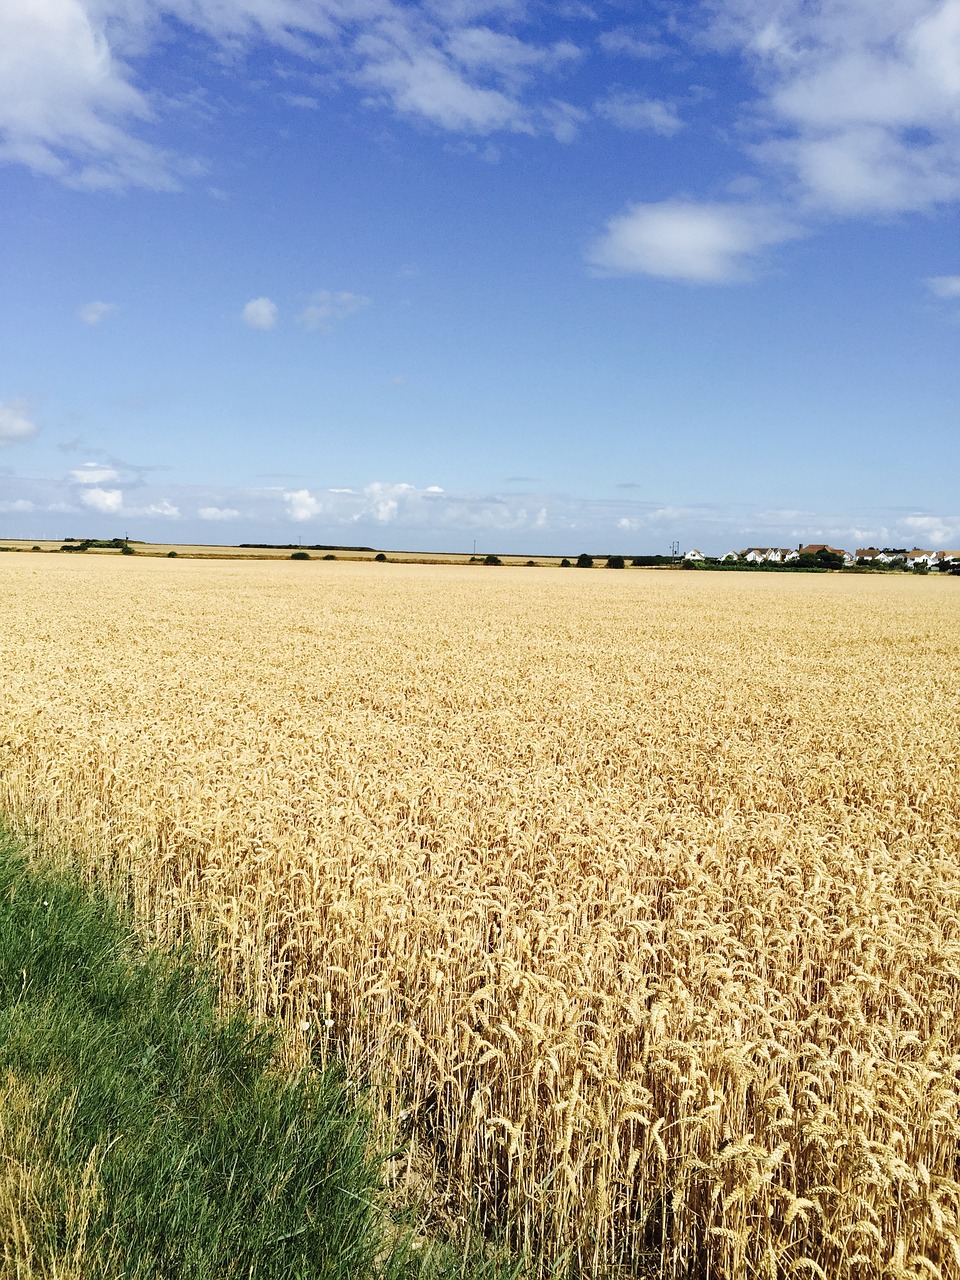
[{"left": 2, "top": 555, "right": 960, "bottom": 1276}]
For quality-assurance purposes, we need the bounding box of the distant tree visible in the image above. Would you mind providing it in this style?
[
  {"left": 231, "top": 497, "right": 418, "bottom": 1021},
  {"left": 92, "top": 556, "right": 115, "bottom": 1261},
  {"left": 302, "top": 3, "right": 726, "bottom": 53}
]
[
  {"left": 290, "top": 551, "right": 311, "bottom": 560},
  {"left": 322, "top": 554, "right": 336, "bottom": 560},
  {"left": 815, "top": 549, "right": 844, "bottom": 570},
  {"left": 167, "top": 550, "right": 178, "bottom": 558},
  {"left": 120, "top": 544, "right": 135, "bottom": 555},
  {"left": 483, "top": 554, "right": 502, "bottom": 566},
  {"left": 560, "top": 558, "right": 571, "bottom": 567},
  {"left": 605, "top": 555, "right": 625, "bottom": 569},
  {"left": 525, "top": 560, "right": 537, "bottom": 566},
  {"left": 576, "top": 553, "right": 594, "bottom": 568},
  {"left": 374, "top": 552, "right": 387, "bottom": 562}
]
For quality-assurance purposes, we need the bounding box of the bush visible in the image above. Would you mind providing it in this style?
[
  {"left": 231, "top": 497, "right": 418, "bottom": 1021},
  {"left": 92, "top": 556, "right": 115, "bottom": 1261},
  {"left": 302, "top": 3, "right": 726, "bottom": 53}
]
[
  {"left": 322, "top": 554, "right": 336, "bottom": 561},
  {"left": 605, "top": 555, "right": 625, "bottom": 569},
  {"left": 560, "top": 558, "right": 571, "bottom": 567},
  {"left": 120, "top": 544, "right": 135, "bottom": 555},
  {"left": 576, "top": 553, "right": 594, "bottom": 568},
  {"left": 483, "top": 554, "right": 502, "bottom": 566},
  {"left": 290, "top": 551, "right": 311, "bottom": 560},
  {"left": 167, "top": 551, "right": 178, "bottom": 558},
  {"left": 525, "top": 560, "right": 537, "bottom": 567},
  {"left": 374, "top": 552, "right": 387, "bottom": 562}
]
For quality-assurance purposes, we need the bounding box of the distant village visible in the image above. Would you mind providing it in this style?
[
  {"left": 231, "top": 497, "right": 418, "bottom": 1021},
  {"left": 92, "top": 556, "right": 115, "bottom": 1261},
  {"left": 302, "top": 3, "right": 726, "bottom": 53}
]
[{"left": 682, "top": 543, "right": 960, "bottom": 570}]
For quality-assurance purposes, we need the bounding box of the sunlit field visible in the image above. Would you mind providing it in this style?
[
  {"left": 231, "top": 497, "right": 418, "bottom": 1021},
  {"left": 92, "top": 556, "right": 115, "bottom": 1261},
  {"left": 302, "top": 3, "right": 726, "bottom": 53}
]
[{"left": 2, "top": 556, "right": 959, "bottom": 1277}]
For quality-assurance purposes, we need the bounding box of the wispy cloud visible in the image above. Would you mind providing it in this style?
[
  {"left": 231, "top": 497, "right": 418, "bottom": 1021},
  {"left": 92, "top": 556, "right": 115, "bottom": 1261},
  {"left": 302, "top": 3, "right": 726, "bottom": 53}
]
[
  {"left": 0, "top": 1, "right": 590, "bottom": 191},
  {"left": 590, "top": 1, "right": 960, "bottom": 282},
  {"left": 597, "top": 28, "right": 669, "bottom": 60},
  {"left": 727, "top": 0, "right": 960, "bottom": 218},
  {"left": 297, "top": 291, "right": 371, "bottom": 331},
  {"left": 595, "top": 91, "right": 682, "bottom": 136},
  {"left": 79, "top": 300, "right": 117, "bottom": 325},
  {"left": 925, "top": 274, "right": 960, "bottom": 299},
  {"left": 0, "top": 399, "right": 39, "bottom": 445}
]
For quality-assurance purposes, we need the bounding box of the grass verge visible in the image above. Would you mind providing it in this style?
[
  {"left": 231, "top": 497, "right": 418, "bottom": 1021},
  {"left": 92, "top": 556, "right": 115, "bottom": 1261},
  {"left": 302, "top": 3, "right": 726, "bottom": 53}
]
[{"left": 0, "top": 831, "right": 519, "bottom": 1280}]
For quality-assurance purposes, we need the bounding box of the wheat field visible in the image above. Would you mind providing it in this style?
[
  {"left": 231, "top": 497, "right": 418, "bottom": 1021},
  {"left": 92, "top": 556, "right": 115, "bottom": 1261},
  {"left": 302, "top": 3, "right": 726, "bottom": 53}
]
[{"left": 2, "top": 555, "right": 959, "bottom": 1277}]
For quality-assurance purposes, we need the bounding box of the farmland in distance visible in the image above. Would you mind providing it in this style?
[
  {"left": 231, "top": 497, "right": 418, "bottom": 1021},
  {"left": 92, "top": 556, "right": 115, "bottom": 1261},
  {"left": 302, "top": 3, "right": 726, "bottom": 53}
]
[{"left": 2, "top": 555, "right": 959, "bottom": 1277}]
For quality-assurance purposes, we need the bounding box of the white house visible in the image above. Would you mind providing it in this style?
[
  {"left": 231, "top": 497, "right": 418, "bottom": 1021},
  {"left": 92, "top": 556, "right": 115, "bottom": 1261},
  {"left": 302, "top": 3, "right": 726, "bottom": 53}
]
[
  {"left": 683, "top": 548, "right": 705, "bottom": 561},
  {"left": 740, "top": 547, "right": 795, "bottom": 563},
  {"left": 905, "top": 548, "right": 938, "bottom": 567}
]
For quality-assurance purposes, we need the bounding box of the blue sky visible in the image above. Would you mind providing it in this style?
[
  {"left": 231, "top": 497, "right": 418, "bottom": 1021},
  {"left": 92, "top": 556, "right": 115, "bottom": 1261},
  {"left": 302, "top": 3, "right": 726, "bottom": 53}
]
[{"left": 2, "top": 0, "right": 960, "bottom": 555}]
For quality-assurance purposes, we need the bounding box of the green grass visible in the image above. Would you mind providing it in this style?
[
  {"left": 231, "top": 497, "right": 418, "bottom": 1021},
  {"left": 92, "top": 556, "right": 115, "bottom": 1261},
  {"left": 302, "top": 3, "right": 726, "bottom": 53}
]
[{"left": 0, "top": 833, "right": 520, "bottom": 1280}]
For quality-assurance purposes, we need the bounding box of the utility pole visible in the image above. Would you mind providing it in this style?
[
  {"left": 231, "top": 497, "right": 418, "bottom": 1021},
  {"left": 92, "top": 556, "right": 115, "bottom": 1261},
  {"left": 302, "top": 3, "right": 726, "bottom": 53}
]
[{"left": 670, "top": 539, "right": 679, "bottom": 564}]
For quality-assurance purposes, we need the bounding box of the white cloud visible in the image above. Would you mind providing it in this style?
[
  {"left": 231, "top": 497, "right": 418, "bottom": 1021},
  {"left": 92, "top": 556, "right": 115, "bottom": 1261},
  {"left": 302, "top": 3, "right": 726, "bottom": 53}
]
[
  {"left": 79, "top": 300, "right": 117, "bottom": 325},
  {"left": 71, "top": 462, "right": 121, "bottom": 484},
  {"left": 709, "top": 0, "right": 960, "bottom": 218},
  {"left": 297, "top": 291, "right": 371, "bottom": 331},
  {"left": 198, "top": 505, "right": 240, "bottom": 520},
  {"left": 590, "top": 2, "right": 960, "bottom": 283},
  {"left": 0, "top": 0, "right": 182, "bottom": 189},
  {"left": 901, "top": 513, "right": 960, "bottom": 546},
  {"left": 357, "top": 43, "right": 525, "bottom": 133},
  {"left": 0, "top": 3, "right": 593, "bottom": 190},
  {"left": 445, "top": 27, "right": 579, "bottom": 80},
  {"left": 588, "top": 199, "right": 799, "bottom": 283},
  {"left": 241, "top": 297, "right": 278, "bottom": 330},
  {"left": 77, "top": 485, "right": 178, "bottom": 516},
  {"left": 598, "top": 28, "right": 668, "bottom": 59},
  {"left": 0, "top": 498, "right": 34, "bottom": 512},
  {"left": 144, "top": 498, "right": 179, "bottom": 517},
  {"left": 543, "top": 99, "right": 587, "bottom": 143},
  {"left": 925, "top": 274, "right": 960, "bottom": 298},
  {"left": 284, "top": 488, "right": 324, "bottom": 521},
  {"left": 595, "top": 91, "right": 682, "bottom": 136},
  {"left": 0, "top": 399, "right": 39, "bottom": 445},
  {"left": 80, "top": 486, "right": 124, "bottom": 513}
]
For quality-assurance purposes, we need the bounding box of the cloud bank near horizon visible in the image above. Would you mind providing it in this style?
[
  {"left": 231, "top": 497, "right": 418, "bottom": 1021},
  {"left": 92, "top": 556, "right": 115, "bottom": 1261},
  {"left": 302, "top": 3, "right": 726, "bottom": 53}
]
[{"left": 2, "top": 465, "right": 959, "bottom": 554}]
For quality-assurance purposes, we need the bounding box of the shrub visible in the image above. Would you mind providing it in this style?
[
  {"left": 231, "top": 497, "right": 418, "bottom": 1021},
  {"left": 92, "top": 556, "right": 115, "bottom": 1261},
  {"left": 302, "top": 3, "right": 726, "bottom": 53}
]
[
  {"left": 31, "top": 546, "right": 41, "bottom": 552},
  {"left": 560, "top": 559, "right": 571, "bottom": 567},
  {"left": 576, "top": 553, "right": 594, "bottom": 568},
  {"left": 322, "top": 554, "right": 336, "bottom": 561},
  {"left": 483, "top": 555, "right": 502, "bottom": 566},
  {"left": 120, "top": 544, "right": 135, "bottom": 555},
  {"left": 167, "top": 551, "right": 178, "bottom": 558},
  {"left": 525, "top": 560, "right": 537, "bottom": 567},
  {"left": 374, "top": 552, "right": 387, "bottom": 562},
  {"left": 606, "top": 555, "right": 625, "bottom": 569},
  {"left": 290, "top": 551, "right": 311, "bottom": 560}
]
